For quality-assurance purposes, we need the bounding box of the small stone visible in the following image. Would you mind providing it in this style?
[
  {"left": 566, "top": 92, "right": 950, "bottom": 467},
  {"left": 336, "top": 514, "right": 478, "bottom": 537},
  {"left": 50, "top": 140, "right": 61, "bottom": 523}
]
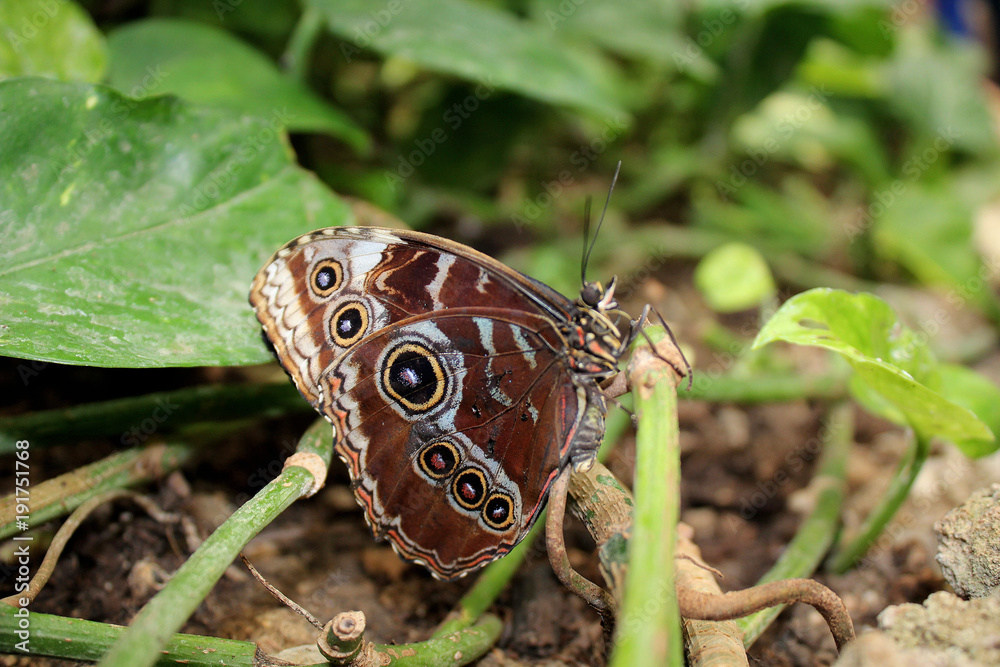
[{"left": 935, "top": 484, "right": 1000, "bottom": 598}]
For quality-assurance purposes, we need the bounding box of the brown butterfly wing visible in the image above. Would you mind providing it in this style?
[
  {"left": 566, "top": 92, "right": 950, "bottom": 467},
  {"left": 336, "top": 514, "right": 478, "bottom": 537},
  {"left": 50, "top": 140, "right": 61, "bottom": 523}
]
[
  {"left": 320, "top": 308, "right": 596, "bottom": 579},
  {"left": 250, "top": 226, "right": 605, "bottom": 578},
  {"left": 249, "top": 226, "right": 574, "bottom": 408}
]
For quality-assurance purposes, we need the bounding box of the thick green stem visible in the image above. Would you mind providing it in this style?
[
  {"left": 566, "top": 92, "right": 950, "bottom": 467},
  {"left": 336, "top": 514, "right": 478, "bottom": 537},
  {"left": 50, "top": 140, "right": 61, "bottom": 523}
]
[
  {"left": 828, "top": 430, "right": 930, "bottom": 574},
  {"left": 0, "top": 605, "right": 258, "bottom": 666},
  {"left": 384, "top": 614, "right": 502, "bottom": 666},
  {"left": 610, "top": 331, "right": 684, "bottom": 667}
]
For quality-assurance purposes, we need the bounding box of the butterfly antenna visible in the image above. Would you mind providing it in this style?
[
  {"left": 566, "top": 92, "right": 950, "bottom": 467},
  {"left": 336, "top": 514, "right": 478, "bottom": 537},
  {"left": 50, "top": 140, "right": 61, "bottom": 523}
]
[{"left": 581, "top": 160, "right": 622, "bottom": 286}]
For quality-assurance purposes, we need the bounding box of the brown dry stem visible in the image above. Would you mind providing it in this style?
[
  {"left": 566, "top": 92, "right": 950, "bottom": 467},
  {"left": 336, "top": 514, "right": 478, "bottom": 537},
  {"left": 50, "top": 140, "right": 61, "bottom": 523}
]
[
  {"left": 677, "top": 578, "right": 855, "bottom": 651},
  {"left": 545, "top": 466, "right": 616, "bottom": 624}
]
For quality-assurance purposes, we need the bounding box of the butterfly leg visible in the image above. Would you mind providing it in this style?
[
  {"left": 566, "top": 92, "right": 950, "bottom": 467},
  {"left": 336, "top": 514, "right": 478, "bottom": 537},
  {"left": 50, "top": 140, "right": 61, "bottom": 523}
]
[{"left": 637, "top": 308, "right": 692, "bottom": 388}]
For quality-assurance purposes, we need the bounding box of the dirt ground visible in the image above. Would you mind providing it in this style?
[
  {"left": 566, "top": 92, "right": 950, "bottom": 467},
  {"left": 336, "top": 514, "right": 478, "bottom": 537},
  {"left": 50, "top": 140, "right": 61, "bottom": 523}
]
[{"left": 3, "top": 275, "right": 1000, "bottom": 666}]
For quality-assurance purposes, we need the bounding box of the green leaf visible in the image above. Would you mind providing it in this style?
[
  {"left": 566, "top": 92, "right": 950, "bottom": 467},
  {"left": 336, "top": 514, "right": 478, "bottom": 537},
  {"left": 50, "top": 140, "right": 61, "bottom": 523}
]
[
  {"left": 935, "top": 364, "right": 1000, "bottom": 457},
  {"left": 528, "top": 0, "right": 685, "bottom": 66},
  {"left": 107, "top": 18, "right": 369, "bottom": 152},
  {"left": 0, "top": 0, "right": 107, "bottom": 82},
  {"left": 0, "top": 77, "right": 352, "bottom": 368},
  {"left": 694, "top": 242, "right": 775, "bottom": 312},
  {"left": 753, "top": 289, "right": 995, "bottom": 455},
  {"left": 306, "top": 0, "right": 626, "bottom": 118}
]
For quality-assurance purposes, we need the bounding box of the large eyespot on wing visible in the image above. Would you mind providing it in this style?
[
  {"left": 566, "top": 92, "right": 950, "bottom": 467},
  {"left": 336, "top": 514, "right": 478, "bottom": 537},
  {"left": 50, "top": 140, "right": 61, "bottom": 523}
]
[{"left": 317, "top": 306, "right": 603, "bottom": 579}]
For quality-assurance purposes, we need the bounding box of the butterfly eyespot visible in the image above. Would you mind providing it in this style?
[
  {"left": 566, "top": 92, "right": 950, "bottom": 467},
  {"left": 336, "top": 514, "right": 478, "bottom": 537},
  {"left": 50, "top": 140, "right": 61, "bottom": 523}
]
[
  {"left": 482, "top": 492, "right": 515, "bottom": 531},
  {"left": 381, "top": 342, "right": 447, "bottom": 412},
  {"left": 419, "top": 441, "right": 459, "bottom": 480},
  {"left": 310, "top": 259, "right": 343, "bottom": 297},
  {"left": 451, "top": 467, "right": 487, "bottom": 510},
  {"left": 330, "top": 302, "right": 369, "bottom": 347}
]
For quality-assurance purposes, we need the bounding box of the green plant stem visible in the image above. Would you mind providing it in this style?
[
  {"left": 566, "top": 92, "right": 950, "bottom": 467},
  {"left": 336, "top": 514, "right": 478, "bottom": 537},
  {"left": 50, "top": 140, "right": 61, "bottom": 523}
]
[
  {"left": 610, "top": 332, "right": 684, "bottom": 667},
  {"left": 0, "top": 604, "right": 500, "bottom": 667},
  {"left": 0, "top": 382, "right": 307, "bottom": 454},
  {"left": 828, "top": 431, "right": 930, "bottom": 574},
  {"left": 0, "top": 443, "right": 195, "bottom": 540},
  {"left": 97, "top": 419, "right": 333, "bottom": 667},
  {"left": 382, "top": 614, "right": 502, "bottom": 666},
  {"left": 283, "top": 6, "right": 323, "bottom": 82},
  {"left": 0, "top": 604, "right": 258, "bottom": 666},
  {"left": 681, "top": 368, "right": 849, "bottom": 404},
  {"left": 736, "top": 401, "right": 853, "bottom": 646}
]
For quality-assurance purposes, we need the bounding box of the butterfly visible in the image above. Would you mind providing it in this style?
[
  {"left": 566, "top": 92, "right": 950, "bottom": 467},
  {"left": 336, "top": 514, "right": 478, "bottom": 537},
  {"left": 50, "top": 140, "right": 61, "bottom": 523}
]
[{"left": 249, "top": 225, "right": 643, "bottom": 579}]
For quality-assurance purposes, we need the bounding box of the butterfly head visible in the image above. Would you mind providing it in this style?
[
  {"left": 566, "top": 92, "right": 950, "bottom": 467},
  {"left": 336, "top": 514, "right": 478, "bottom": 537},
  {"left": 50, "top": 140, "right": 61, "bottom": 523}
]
[
  {"left": 569, "top": 277, "right": 629, "bottom": 375},
  {"left": 579, "top": 276, "right": 619, "bottom": 311}
]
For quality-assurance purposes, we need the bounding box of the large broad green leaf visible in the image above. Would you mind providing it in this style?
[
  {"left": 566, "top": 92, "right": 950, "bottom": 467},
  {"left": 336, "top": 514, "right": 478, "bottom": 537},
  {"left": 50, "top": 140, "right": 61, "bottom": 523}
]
[
  {"left": 0, "top": 0, "right": 106, "bottom": 82},
  {"left": 0, "top": 77, "right": 352, "bottom": 368},
  {"left": 307, "top": 0, "right": 626, "bottom": 118},
  {"left": 753, "top": 289, "right": 996, "bottom": 456},
  {"left": 107, "top": 19, "right": 369, "bottom": 153}
]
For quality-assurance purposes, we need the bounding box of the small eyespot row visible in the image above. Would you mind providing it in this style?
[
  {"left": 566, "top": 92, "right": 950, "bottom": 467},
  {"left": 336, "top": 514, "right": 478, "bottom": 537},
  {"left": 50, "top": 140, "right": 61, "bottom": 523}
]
[{"left": 416, "top": 442, "right": 515, "bottom": 532}]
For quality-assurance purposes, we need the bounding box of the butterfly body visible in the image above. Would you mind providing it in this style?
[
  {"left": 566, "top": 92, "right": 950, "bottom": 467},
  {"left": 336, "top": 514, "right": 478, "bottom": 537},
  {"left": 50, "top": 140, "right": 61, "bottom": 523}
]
[{"left": 250, "top": 226, "right": 631, "bottom": 579}]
